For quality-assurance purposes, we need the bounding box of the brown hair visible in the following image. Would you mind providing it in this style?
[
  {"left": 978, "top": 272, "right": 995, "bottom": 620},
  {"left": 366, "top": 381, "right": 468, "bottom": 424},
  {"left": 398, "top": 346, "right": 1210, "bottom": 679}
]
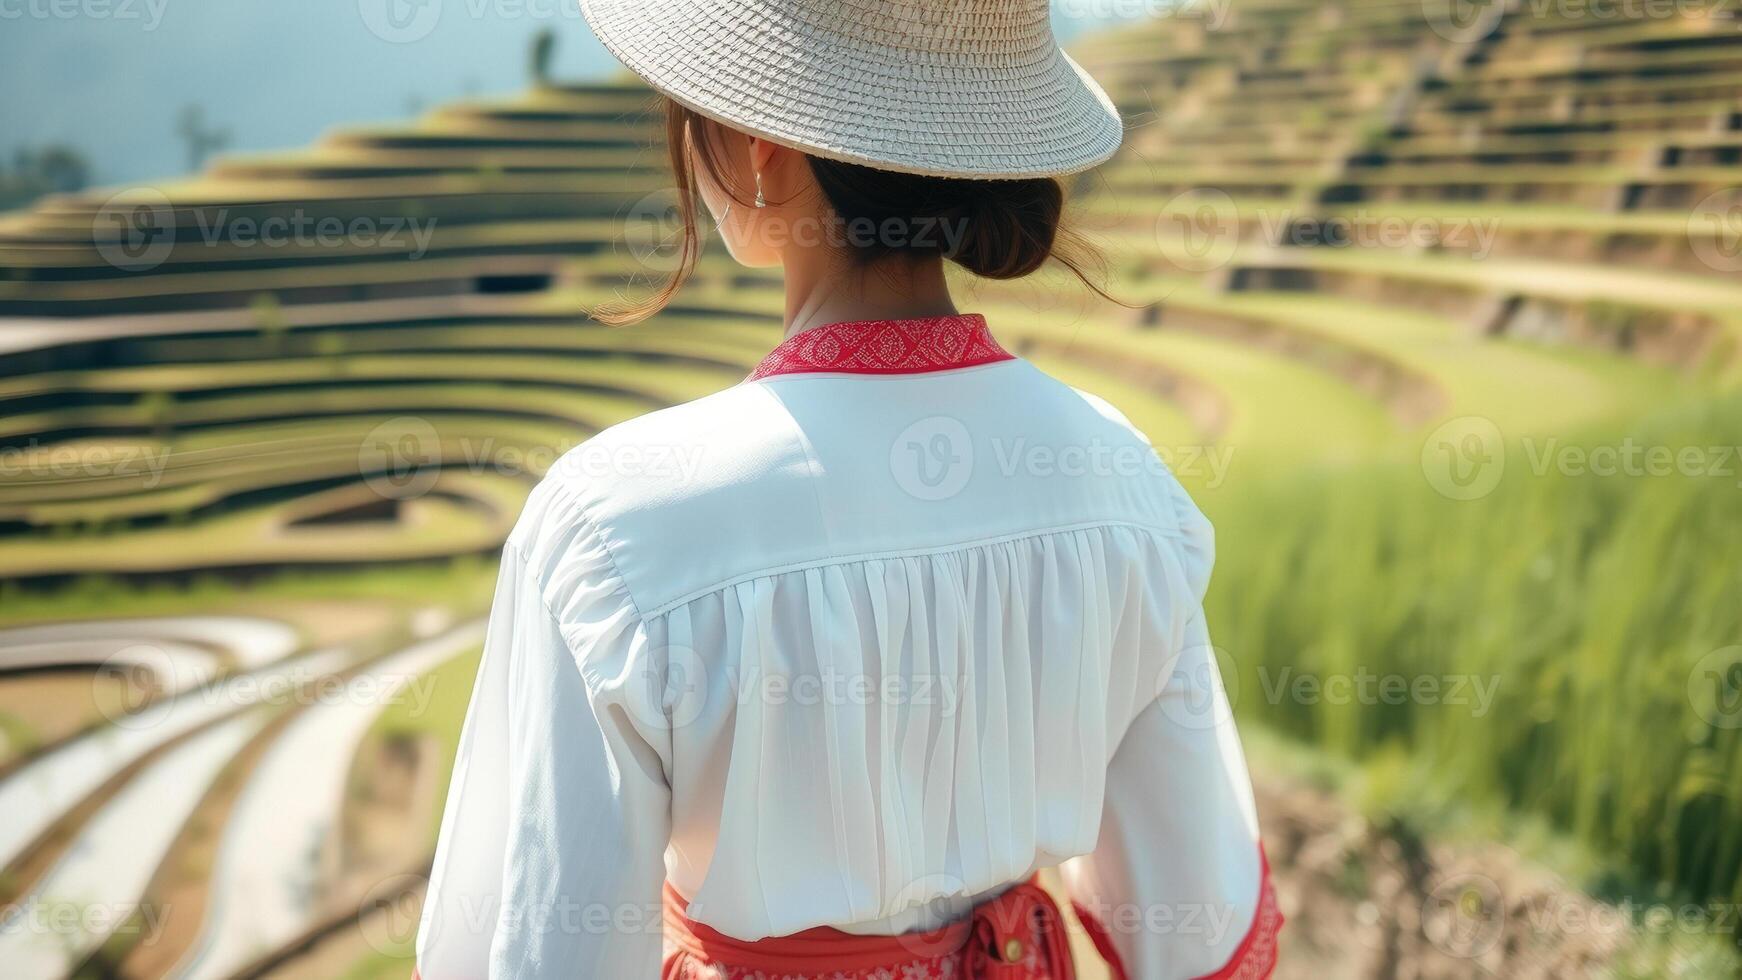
[{"left": 595, "top": 97, "right": 1110, "bottom": 325}]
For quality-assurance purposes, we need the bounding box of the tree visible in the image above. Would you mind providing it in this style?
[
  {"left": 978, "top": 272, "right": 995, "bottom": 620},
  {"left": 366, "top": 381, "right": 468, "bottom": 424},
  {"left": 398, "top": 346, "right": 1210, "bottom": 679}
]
[
  {"left": 0, "top": 144, "right": 91, "bottom": 210},
  {"left": 176, "top": 104, "right": 232, "bottom": 173},
  {"left": 530, "top": 28, "right": 556, "bottom": 87}
]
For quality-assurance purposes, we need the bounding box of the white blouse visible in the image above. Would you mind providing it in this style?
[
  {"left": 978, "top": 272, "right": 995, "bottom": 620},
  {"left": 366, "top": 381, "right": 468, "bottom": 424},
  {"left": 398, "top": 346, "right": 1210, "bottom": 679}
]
[{"left": 416, "top": 316, "right": 1277, "bottom": 980}]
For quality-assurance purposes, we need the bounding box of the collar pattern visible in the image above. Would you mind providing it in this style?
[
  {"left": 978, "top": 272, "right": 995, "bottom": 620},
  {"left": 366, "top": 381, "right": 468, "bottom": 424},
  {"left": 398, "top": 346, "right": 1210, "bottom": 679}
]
[{"left": 747, "top": 314, "right": 1014, "bottom": 381}]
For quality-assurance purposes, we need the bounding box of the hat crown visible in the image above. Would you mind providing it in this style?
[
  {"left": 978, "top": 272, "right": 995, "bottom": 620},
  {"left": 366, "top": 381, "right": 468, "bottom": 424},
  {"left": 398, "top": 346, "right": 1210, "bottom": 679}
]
[
  {"left": 777, "top": 0, "right": 1055, "bottom": 57},
  {"left": 579, "top": 0, "right": 1120, "bottom": 179}
]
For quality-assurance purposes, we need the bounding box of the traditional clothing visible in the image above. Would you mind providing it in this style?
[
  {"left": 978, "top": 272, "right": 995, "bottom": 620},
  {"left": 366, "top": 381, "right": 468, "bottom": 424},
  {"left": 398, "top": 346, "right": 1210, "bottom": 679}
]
[
  {"left": 663, "top": 876, "right": 1076, "bottom": 979},
  {"left": 416, "top": 315, "right": 1280, "bottom": 979}
]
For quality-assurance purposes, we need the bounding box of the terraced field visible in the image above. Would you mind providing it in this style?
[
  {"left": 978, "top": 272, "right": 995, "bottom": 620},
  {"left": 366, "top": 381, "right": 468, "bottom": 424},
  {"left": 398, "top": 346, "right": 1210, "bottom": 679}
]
[{"left": 2, "top": 1, "right": 1740, "bottom": 977}]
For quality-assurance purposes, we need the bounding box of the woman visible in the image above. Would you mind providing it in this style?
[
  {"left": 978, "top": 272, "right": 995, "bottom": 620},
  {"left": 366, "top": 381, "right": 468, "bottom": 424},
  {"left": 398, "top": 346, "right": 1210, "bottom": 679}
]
[{"left": 416, "top": 2, "right": 1280, "bottom": 978}]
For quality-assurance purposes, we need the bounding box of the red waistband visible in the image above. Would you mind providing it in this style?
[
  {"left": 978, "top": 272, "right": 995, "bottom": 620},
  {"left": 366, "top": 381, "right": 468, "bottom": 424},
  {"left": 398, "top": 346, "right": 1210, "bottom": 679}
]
[{"left": 662, "top": 877, "right": 1076, "bottom": 979}]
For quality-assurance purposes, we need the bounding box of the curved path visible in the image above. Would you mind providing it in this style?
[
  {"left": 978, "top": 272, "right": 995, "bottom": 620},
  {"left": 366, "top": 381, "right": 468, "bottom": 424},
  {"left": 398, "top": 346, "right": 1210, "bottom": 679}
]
[
  {"left": 0, "top": 639, "right": 220, "bottom": 695},
  {"left": 171, "top": 621, "right": 486, "bottom": 980},
  {"left": 0, "top": 645, "right": 350, "bottom": 872},
  {"left": 0, "top": 616, "right": 299, "bottom": 676},
  {"left": 0, "top": 709, "right": 270, "bottom": 980}
]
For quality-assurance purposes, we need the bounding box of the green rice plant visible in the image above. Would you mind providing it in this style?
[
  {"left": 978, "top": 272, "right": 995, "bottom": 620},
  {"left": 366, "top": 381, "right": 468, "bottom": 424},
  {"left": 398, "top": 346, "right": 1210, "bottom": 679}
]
[{"left": 1204, "top": 392, "right": 1742, "bottom": 908}]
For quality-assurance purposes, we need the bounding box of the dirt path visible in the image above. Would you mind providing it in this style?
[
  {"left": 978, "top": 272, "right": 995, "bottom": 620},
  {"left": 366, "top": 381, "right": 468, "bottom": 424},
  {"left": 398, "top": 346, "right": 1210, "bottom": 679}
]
[{"left": 1256, "top": 777, "right": 1639, "bottom": 979}]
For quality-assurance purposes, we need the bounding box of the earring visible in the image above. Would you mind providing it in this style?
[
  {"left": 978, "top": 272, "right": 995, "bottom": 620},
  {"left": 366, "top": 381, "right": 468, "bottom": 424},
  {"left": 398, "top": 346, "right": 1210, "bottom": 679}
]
[{"left": 754, "top": 172, "right": 766, "bottom": 209}]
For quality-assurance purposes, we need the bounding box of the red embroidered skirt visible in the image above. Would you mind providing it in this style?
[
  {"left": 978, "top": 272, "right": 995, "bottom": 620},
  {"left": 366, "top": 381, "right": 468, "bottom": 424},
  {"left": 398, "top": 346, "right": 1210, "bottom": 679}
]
[{"left": 662, "top": 877, "right": 1076, "bottom": 980}]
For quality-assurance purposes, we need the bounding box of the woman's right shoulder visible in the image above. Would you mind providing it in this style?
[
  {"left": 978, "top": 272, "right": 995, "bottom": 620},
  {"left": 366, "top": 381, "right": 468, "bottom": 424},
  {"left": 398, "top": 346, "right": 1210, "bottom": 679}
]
[{"left": 506, "top": 381, "right": 814, "bottom": 612}]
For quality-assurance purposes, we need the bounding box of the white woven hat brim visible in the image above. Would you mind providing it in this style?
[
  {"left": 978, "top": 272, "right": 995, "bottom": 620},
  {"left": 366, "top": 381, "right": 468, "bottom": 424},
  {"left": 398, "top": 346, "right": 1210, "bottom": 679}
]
[{"left": 578, "top": 0, "right": 1124, "bottom": 180}]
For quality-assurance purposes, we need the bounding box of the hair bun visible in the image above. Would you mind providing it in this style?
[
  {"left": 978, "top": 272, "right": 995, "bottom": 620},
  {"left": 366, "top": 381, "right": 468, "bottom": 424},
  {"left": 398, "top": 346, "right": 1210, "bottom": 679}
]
[{"left": 947, "top": 179, "right": 1064, "bottom": 280}]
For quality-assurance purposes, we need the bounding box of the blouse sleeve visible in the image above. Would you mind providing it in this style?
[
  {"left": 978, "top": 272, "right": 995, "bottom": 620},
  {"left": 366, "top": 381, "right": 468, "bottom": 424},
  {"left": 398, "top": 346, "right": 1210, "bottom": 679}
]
[
  {"left": 416, "top": 531, "right": 671, "bottom": 979},
  {"left": 1060, "top": 607, "right": 1281, "bottom": 979}
]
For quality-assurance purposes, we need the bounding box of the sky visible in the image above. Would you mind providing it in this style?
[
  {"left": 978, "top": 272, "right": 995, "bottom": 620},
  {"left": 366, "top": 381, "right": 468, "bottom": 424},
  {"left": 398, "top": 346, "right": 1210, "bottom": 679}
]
[{"left": 0, "top": 1, "right": 1150, "bottom": 188}]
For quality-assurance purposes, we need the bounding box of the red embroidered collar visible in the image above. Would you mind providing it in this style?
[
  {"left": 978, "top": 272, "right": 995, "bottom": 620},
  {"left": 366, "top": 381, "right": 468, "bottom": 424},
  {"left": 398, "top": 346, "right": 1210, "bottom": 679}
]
[{"left": 747, "top": 314, "right": 1015, "bottom": 381}]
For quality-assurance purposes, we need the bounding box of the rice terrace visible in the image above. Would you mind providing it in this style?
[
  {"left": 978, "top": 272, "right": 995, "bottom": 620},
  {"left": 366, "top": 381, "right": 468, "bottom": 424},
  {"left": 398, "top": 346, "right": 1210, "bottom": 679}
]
[{"left": 2, "top": 0, "right": 1741, "bottom": 977}]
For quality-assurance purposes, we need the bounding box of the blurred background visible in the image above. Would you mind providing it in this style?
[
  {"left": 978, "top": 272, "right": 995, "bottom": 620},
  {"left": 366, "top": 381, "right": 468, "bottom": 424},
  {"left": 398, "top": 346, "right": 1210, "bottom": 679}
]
[{"left": 2, "top": 0, "right": 1741, "bottom": 977}]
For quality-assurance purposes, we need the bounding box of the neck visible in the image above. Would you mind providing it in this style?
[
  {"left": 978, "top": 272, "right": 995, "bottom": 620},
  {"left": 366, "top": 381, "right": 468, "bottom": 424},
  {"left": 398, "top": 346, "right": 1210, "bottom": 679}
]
[{"left": 779, "top": 251, "right": 958, "bottom": 339}]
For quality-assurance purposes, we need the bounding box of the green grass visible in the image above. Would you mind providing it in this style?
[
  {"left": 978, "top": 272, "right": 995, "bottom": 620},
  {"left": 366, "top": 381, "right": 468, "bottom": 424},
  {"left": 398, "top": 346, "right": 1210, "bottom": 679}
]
[
  {"left": 1206, "top": 391, "right": 1742, "bottom": 909},
  {"left": 1164, "top": 285, "right": 1683, "bottom": 434},
  {"left": 367, "top": 645, "right": 486, "bottom": 843},
  {"left": 0, "top": 471, "right": 523, "bottom": 577},
  {"left": 0, "top": 559, "right": 497, "bottom": 628}
]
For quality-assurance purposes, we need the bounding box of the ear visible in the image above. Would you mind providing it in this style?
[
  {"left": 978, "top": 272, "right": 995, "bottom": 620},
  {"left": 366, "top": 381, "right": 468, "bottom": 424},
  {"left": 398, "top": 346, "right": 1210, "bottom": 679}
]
[{"left": 746, "top": 136, "right": 787, "bottom": 178}]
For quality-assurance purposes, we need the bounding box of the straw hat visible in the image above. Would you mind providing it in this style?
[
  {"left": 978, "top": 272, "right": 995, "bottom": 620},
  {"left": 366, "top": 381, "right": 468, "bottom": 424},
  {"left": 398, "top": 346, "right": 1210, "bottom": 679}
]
[{"left": 577, "top": 0, "right": 1124, "bottom": 180}]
